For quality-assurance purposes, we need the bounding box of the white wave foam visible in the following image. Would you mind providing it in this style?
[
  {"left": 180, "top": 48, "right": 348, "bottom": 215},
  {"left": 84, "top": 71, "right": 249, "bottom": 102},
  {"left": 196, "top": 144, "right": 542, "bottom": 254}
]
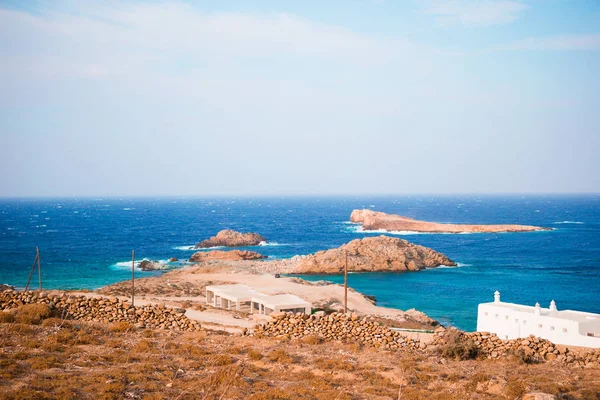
[
  {"left": 553, "top": 221, "right": 584, "bottom": 224},
  {"left": 173, "top": 245, "right": 226, "bottom": 251},
  {"left": 348, "top": 225, "right": 474, "bottom": 235},
  {"left": 258, "top": 241, "right": 287, "bottom": 247},
  {"left": 122, "top": 208, "right": 135, "bottom": 211},
  {"left": 455, "top": 262, "right": 471, "bottom": 267},
  {"left": 174, "top": 245, "right": 197, "bottom": 251}
]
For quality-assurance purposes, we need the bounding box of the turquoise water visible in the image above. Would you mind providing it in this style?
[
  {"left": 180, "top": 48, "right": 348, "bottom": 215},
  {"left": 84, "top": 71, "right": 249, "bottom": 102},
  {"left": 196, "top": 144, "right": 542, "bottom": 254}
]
[{"left": 1, "top": 195, "right": 598, "bottom": 331}]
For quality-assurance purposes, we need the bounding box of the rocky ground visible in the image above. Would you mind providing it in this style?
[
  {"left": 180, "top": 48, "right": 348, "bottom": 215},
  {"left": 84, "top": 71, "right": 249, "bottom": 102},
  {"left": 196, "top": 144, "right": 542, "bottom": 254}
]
[{"left": 1, "top": 311, "right": 599, "bottom": 399}]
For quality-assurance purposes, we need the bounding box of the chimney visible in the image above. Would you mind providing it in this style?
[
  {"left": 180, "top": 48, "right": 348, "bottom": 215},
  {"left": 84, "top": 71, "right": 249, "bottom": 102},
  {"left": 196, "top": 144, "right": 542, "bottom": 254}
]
[
  {"left": 494, "top": 290, "right": 501, "bottom": 303},
  {"left": 535, "top": 302, "right": 541, "bottom": 316},
  {"left": 549, "top": 300, "right": 557, "bottom": 312}
]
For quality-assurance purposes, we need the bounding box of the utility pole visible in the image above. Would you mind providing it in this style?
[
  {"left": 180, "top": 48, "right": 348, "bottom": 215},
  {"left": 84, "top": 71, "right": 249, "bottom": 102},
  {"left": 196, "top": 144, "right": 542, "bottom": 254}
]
[
  {"left": 25, "top": 247, "right": 42, "bottom": 291},
  {"left": 37, "top": 247, "right": 42, "bottom": 291},
  {"left": 131, "top": 250, "right": 135, "bottom": 307},
  {"left": 344, "top": 249, "right": 348, "bottom": 314}
]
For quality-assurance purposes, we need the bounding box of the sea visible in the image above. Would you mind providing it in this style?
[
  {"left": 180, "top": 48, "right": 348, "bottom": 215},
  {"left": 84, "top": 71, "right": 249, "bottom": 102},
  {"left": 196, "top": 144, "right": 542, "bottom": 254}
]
[{"left": 1, "top": 195, "right": 598, "bottom": 332}]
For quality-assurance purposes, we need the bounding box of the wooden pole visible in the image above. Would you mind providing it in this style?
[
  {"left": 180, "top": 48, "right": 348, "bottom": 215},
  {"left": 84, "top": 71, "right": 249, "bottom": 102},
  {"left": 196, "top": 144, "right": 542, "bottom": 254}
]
[
  {"left": 344, "top": 250, "right": 348, "bottom": 314},
  {"left": 37, "top": 247, "right": 42, "bottom": 291},
  {"left": 131, "top": 250, "right": 135, "bottom": 307},
  {"left": 25, "top": 250, "right": 39, "bottom": 291}
]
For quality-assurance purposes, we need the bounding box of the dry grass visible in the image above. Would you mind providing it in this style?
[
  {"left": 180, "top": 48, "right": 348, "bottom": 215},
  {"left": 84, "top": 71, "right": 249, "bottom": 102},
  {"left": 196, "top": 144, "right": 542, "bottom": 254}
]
[
  {"left": 108, "top": 321, "right": 134, "bottom": 333},
  {"left": 0, "top": 320, "right": 599, "bottom": 399},
  {"left": 13, "top": 303, "right": 54, "bottom": 324},
  {"left": 0, "top": 311, "right": 15, "bottom": 323}
]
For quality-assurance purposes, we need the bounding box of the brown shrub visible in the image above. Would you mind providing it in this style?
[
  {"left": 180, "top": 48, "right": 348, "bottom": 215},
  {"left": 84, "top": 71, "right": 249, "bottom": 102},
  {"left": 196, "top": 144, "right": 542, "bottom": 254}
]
[
  {"left": 315, "top": 357, "right": 355, "bottom": 371},
  {"left": 438, "top": 330, "right": 479, "bottom": 360},
  {"left": 268, "top": 349, "right": 295, "bottom": 364},
  {"left": 14, "top": 303, "right": 53, "bottom": 324},
  {"left": 300, "top": 335, "right": 322, "bottom": 345},
  {"left": 41, "top": 317, "right": 69, "bottom": 328},
  {"left": 213, "top": 354, "right": 234, "bottom": 366},
  {"left": 247, "top": 349, "right": 263, "bottom": 361},
  {"left": 109, "top": 321, "right": 134, "bottom": 333},
  {"left": 0, "top": 311, "right": 15, "bottom": 323}
]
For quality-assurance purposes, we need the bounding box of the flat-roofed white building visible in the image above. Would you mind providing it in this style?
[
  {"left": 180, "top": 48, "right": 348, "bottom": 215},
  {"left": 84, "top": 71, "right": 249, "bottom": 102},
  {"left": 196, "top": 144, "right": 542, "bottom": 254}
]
[
  {"left": 251, "top": 294, "right": 311, "bottom": 316},
  {"left": 206, "top": 284, "right": 257, "bottom": 311},
  {"left": 477, "top": 291, "right": 600, "bottom": 348},
  {"left": 206, "top": 284, "right": 311, "bottom": 315}
]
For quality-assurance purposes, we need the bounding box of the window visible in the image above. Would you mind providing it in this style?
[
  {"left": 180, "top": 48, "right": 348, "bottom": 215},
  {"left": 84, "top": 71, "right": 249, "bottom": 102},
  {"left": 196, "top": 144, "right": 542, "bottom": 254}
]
[
  {"left": 588, "top": 333, "right": 595, "bottom": 337},
  {"left": 563, "top": 328, "right": 568, "bottom": 333},
  {"left": 495, "top": 314, "right": 499, "bottom": 318},
  {"left": 505, "top": 315, "right": 509, "bottom": 320},
  {"left": 538, "top": 324, "right": 543, "bottom": 329},
  {"left": 523, "top": 320, "right": 527, "bottom": 325},
  {"left": 550, "top": 326, "right": 555, "bottom": 331},
  {"left": 484, "top": 312, "right": 488, "bottom": 316}
]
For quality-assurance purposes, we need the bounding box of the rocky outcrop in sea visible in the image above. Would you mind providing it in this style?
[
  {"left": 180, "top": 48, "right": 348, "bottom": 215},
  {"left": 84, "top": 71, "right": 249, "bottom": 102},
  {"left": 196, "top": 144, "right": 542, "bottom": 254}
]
[
  {"left": 290, "top": 235, "right": 455, "bottom": 274},
  {"left": 351, "top": 209, "right": 551, "bottom": 233},
  {"left": 194, "top": 230, "right": 266, "bottom": 248}
]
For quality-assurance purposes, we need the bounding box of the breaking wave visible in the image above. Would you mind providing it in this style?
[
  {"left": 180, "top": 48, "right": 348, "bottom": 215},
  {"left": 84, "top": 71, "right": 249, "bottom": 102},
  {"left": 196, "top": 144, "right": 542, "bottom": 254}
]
[{"left": 553, "top": 221, "right": 584, "bottom": 225}]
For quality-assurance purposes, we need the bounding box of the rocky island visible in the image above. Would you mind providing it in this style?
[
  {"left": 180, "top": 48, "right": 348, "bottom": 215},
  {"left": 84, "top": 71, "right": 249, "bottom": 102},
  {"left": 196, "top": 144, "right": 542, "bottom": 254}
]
[
  {"left": 351, "top": 209, "right": 551, "bottom": 234},
  {"left": 194, "top": 229, "right": 266, "bottom": 248},
  {"left": 290, "top": 235, "right": 455, "bottom": 274}
]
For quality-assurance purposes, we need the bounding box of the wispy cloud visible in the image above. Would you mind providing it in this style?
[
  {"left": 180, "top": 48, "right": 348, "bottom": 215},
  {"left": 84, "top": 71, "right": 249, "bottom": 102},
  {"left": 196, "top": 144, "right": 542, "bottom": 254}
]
[
  {"left": 425, "top": 0, "right": 529, "bottom": 27},
  {"left": 494, "top": 33, "right": 600, "bottom": 51}
]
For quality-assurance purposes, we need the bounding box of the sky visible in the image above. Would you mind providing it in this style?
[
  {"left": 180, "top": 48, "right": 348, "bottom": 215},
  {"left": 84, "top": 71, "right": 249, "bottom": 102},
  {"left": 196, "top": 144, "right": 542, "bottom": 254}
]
[{"left": 1, "top": 0, "right": 599, "bottom": 197}]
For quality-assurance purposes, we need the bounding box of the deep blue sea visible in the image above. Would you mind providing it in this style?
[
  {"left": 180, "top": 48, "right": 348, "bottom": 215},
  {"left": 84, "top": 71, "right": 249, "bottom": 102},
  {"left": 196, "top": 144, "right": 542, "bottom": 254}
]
[{"left": 1, "top": 196, "right": 599, "bottom": 331}]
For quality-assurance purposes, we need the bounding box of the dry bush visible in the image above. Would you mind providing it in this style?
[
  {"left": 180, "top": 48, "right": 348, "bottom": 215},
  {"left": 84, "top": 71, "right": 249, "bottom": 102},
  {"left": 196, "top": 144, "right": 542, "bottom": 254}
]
[
  {"left": 300, "top": 335, "right": 322, "bottom": 345},
  {"left": 268, "top": 348, "right": 295, "bottom": 364},
  {"left": 131, "top": 339, "right": 154, "bottom": 355},
  {"left": 109, "top": 321, "right": 134, "bottom": 333},
  {"left": 505, "top": 378, "right": 527, "bottom": 398},
  {"left": 213, "top": 354, "right": 234, "bottom": 366},
  {"left": 14, "top": 303, "right": 54, "bottom": 324},
  {"left": 512, "top": 348, "right": 544, "bottom": 365},
  {"left": 0, "top": 311, "right": 15, "bottom": 323},
  {"left": 315, "top": 357, "right": 355, "bottom": 371},
  {"left": 41, "top": 317, "right": 70, "bottom": 328},
  {"left": 247, "top": 349, "right": 263, "bottom": 360},
  {"left": 438, "top": 330, "right": 479, "bottom": 360}
]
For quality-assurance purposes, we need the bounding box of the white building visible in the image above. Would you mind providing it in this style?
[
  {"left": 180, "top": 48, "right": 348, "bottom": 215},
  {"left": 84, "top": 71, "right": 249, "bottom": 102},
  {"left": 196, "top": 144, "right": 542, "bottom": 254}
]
[
  {"left": 206, "top": 284, "right": 311, "bottom": 315},
  {"left": 477, "top": 291, "right": 600, "bottom": 348}
]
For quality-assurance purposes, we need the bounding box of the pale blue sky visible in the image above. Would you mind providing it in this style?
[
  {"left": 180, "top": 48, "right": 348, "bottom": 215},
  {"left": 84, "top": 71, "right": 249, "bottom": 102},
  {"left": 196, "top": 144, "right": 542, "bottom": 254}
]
[{"left": 1, "top": 0, "right": 599, "bottom": 196}]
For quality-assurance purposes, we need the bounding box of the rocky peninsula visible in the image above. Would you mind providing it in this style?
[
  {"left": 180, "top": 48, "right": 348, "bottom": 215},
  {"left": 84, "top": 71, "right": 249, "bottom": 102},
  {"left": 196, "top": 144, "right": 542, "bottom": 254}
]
[
  {"left": 351, "top": 209, "right": 551, "bottom": 234},
  {"left": 194, "top": 229, "right": 266, "bottom": 248},
  {"left": 189, "top": 249, "right": 267, "bottom": 262},
  {"left": 290, "top": 235, "right": 455, "bottom": 274}
]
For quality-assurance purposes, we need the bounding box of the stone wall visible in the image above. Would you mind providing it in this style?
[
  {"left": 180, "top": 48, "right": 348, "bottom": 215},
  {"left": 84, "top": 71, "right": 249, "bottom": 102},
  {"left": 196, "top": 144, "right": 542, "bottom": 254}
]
[
  {"left": 0, "top": 289, "right": 201, "bottom": 331},
  {"left": 249, "top": 311, "right": 600, "bottom": 368}
]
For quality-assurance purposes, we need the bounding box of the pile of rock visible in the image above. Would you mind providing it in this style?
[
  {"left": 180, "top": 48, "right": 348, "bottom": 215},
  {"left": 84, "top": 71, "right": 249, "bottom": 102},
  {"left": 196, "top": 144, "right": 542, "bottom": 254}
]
[
  {"left": 248, "top": 311, "right": 424, "bottom": 351},
  {"left": 248, "top": 312, "right": 600, "bottom": 368},
  {"left": 431, "top": 328, "right": 600, "bottom": 368},
  {"left": 0, "top": 289, "right": 201, "bottom": 331}
]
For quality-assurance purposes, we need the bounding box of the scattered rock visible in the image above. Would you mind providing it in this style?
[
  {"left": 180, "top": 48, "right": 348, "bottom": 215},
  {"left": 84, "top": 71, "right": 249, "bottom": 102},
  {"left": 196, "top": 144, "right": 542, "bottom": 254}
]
[
  {"left": 168, "top": 257, "right": 179, "bottom": 262},
  {"left": 138, "top": 260, "right": 170, "bottom": 271}
]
